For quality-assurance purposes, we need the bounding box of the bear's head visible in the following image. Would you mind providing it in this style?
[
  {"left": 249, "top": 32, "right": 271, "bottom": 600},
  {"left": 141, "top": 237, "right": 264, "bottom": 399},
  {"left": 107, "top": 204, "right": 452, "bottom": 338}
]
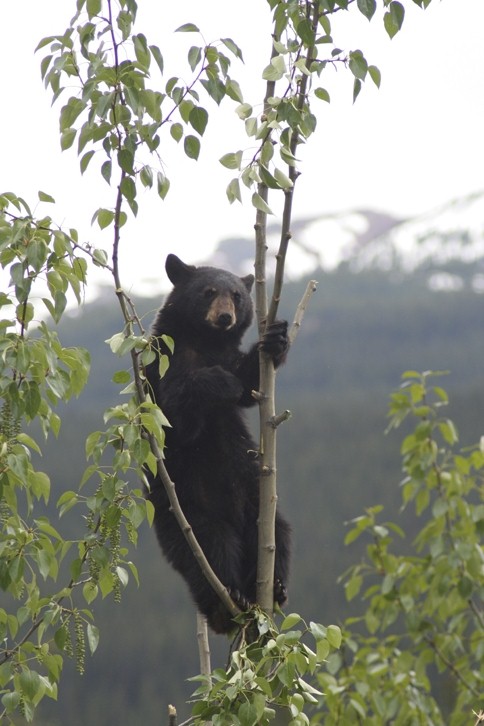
[{"left": 164, "top": 254, "right": 255, "bottom": 340}]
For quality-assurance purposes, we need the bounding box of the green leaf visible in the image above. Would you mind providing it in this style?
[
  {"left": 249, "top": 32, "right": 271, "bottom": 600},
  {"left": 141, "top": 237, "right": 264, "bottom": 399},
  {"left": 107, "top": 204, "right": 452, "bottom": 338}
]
[
  {"left": 60, "top": 128, "right": 76, "bottom": 151},
  {"left": 97, "top": 209, "right": 115, "bottom": 230},
  {"left": 80, "top": 150, "right": 95, "bottom": 174},
  {"left": 251, "top": 192, "right": 273, "bottom": 215},
  {"left": 327, "top": 625, "right": 342, "bottom": 649},
  {"left": 226, "top": 178, "right": 241, "bottom": 204},
  {"left": 384, "top": 1, "right": 405, "bottom": 39},
  {"left": 16, "top": 301, "right": 35, "bottom": 327},
  {"left": 112, "top": 370, "right": 131, "bottom": 384},
  {"left": 158, "top": 354, "right": 169, "bottom": 379},
  {"left": 316, "top": 638, "right": 330, "bottom": 662},
  {"left": 349, "top": 50, "right": 368, "bottom": 81},
  {"left": 369, "top": 65, "right": 381, "bottom": 88},
  {"left": 280, "top": 145, "right": 298, "bottom": 167},
  {"left": 274, "top": 167, "right": 293, "bottom": 190},
  {"left": 83, "top": 582, "right": 98, "bottom": 604},
  {"left": 142, "top": 89, "right": 163, "bottom": 122},
  {"left": 179, "top": 99, "right": 194, "bottom": 123},
  {"left": 259, "top": 165, "right": 279, "bottom": 190},
  {"left": 458, "top": 576, "right": 473, "bottom": 599},
  {"left": 219, "top": 151, "right": 243, "bottom": 170},
  {"left": 262, "top": 55, "right": 286, "bottom": 82},
  {"left": 19, "top": 669, "right": 41, "bottom": 701},
  {"left": 350, "top": 697, "right": 367, "bottom": 719},
  {"left": 133, "top": 33, "right": 151, "bottom": 70},
  {"left": 281, "top": 613, "right": 302, "bottom": 630},
  {"left": 189, "top": 106, "right": 208, "bottom": 136},
  {"left": 170, "top": 123, "right": 183, "bottom": 142},
  {"left": 202, "top": 77, "right": 226, "bottom": 105},
  {"left": 175, "top": 23, "right": 200, "bottom": 33},
  {"left": 93, "top": 248, "right": 109, "bottom": 266},
  {"left": 38, "top": 190, "right": 56, "bottom": 203},
  {"left": 315, "top": 87, "right": 330, "bottom": 103},
  {"left": 188, "top": 46, "right": 202, "bottom": 71},
  {"left": 86, "top": 624, "right": 100, "bottom": 655},
  {"left": 353, "top": 78, "right": 362, "bottom": 103},
  {"left": 225, "top": 79, "right": 244, "bottom": 103},
  {"left": 120, "top": 176, "right": 137, "bottom": 213},
  {"left": 57, "top": 490, "right": 78, "bottom": 516},
  {"left": 357, "top": 0, "right": 377, "bottom": 20},
  {"left": 16, "top": 432, "right": 41, "bottom": 455},
  {"left": 309, "top": 621, "right": 327, "bottom": 641},
  {"left": 238, "top": 701, "right": 258, "bottom": 725},
  {"left": 145, "top": 500, "right": 155, "bottom": 527},
  {"left": 118, "top": 148, "right": 134, "bottom": 174},
  {"left": 439, "top": 419, "right": 458, "bottom": 444},
  {"left": 235, "top": 103, "right": 253, "bottom": 120},
  {"left": 157, "top": 172, "right": 170, "bottom": 199},
  {"left": 222, "top": 38, "right": 244, "bottom": 62},
  {"left": 184, "top": 135, "right": 200, "bottom": 160},
  {"left": 86, "top": 0, "right": 101, "bottom": 19},
  {"left": 345, "top": 573, "right": 363, "bottom": 601},
  {"left": 296, "top": 19, "right": 315, "bottom": 46},
  {"left": 140, "top": 165, "right": 153, "bottom": 189},
  {"left": 101, "top": 160, "right": 112, "bottom": 185},
  {"left": 149, "top": 45, "right": 164, "bottom": 75},
  {"left": 260, "top": 140, "right": 274, "bottom": 165},
  {"left": 245, "top": 117, "right": 258, "bottom": 137},
  {"left": 1, "top": 691, "right": 20, "bottom": 714}
]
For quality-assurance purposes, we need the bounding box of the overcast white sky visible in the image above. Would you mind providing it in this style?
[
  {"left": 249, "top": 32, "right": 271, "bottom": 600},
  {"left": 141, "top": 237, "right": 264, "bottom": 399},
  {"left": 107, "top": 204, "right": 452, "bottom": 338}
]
[{"left": 2, "top": 1, "right": 484, "bottom": 296}]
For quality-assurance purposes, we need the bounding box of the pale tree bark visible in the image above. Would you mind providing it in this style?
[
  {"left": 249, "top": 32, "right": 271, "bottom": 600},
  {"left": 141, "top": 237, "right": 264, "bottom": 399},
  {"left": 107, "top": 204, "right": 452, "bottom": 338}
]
[{"left": 255, "top": 2, "right": 320, "bottom": 615}]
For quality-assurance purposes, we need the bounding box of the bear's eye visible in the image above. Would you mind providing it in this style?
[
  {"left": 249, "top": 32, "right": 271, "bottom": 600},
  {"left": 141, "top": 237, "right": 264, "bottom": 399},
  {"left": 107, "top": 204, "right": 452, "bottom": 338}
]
[
  {"left": 203, "top": 287, "right": 217, "bottom": 299},
  {"left": 232, "top": 291, "right": 241, "bottom": 303}
]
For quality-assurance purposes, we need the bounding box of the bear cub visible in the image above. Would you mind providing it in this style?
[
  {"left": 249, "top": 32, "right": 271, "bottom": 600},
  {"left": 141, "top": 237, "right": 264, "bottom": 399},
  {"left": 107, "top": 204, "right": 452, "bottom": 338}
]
[{"left": 145, "top": 253, "right": 291, "bottom": 634}]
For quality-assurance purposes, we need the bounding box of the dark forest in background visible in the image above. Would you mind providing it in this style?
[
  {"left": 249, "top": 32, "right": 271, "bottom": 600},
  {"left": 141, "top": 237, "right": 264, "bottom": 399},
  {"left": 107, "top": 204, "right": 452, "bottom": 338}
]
[{"left": 33, "top": 261, "right": 484, "bottom": 725}]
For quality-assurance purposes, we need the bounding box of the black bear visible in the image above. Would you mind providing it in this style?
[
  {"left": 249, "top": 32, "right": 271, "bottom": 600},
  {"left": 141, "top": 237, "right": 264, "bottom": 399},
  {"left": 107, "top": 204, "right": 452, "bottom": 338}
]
[{"left": 145, "top": 253, "right": 291, "bottom": 634}]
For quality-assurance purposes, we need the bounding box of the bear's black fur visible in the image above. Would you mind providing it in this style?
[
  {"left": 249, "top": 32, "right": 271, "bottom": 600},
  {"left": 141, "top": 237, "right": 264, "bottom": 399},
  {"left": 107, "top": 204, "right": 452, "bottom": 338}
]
[{"left": 145, "top": 253, "right": 291, "bottom": 634}]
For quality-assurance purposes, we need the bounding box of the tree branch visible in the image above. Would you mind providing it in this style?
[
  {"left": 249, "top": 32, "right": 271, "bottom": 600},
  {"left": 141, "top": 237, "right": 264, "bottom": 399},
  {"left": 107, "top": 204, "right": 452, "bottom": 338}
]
[
  {"left": 255, "top": 1, "right": 320, "bottom": 616},
  {"left": 289, "top": 279, "right": 318, "bottom": 346}
]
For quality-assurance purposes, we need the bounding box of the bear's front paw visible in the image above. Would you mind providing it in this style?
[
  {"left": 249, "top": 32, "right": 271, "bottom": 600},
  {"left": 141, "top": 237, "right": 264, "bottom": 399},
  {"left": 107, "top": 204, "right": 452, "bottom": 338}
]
[
  {"left": 274, "top": 578, "right": 288, "bottom": 606},
  {"left": 259, "top": 320, "right": 289, "bottom": 368}
]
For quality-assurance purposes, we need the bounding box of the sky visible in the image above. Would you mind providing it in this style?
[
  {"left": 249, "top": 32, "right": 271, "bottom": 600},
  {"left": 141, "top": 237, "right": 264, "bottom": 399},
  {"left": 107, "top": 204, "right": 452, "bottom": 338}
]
[{"left": 2, "top": 0, "right": 484, "bottom": 298}]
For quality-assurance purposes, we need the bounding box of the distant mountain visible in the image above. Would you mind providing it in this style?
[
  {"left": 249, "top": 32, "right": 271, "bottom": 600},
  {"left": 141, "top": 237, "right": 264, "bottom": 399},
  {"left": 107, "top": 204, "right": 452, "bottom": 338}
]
[{"left": 211, "top": 191, "right": 484, "bottom": 290}]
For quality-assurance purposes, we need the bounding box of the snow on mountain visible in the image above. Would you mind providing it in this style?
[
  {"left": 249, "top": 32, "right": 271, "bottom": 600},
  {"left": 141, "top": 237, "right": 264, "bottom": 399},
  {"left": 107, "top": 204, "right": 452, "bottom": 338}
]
[
  {"left": 212, "top": 191, "right": 484, "bottom": 291},
  {"left": 350, "top": 192, "right": 484, "bottom": 274}
]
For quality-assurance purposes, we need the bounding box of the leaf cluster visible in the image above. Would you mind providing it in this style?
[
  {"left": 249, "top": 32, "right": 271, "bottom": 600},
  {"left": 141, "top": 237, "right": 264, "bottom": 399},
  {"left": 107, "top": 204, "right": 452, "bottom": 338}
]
[
  {"left": 0, "top": 190, "right": 156, "bottom": 722},
  {"left": 190, "top": 612, "right": 342, "bottom": 725},
  {"left": 221, "top": 0, "right": 436, "bottom": 210},
  {"left": 313, "top": 372, "right": 484, "bottom": 724},
  {"left": 37, "top": 0, "right": 246, "bottom": 221}
]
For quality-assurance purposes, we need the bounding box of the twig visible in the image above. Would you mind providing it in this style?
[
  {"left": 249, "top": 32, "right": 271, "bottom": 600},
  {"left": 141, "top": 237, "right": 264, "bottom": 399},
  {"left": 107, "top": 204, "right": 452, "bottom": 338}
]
[
  {"left": 168, "top": 704, "right": 177, "bottom": 726},
  {"left": 424, "top": 635, "right": 480, "bottom": 699},
  {"left": 289, "top": 279, "right": 318, "bottom": 346},
  {"left": 196, "top": 613, "right": 212, "bottom": 680},
  {"left": 270, "top": 410, "right": 291, "bottom": 428}
]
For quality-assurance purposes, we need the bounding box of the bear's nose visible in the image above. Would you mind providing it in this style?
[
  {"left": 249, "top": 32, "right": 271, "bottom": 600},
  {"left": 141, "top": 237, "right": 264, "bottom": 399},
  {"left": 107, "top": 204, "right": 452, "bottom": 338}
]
[{"left": 217, "top": 313, "right": 233, "bottom": 328}]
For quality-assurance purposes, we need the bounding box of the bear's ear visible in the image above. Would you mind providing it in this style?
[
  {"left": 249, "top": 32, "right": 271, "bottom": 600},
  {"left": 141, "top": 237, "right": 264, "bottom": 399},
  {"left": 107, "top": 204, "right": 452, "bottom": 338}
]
[
  {"left": 241, "top": 274, "right": 254, "bottom": 292},
  {"left": 166, "top": 254, "right": 196, "bottom": 285}
]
